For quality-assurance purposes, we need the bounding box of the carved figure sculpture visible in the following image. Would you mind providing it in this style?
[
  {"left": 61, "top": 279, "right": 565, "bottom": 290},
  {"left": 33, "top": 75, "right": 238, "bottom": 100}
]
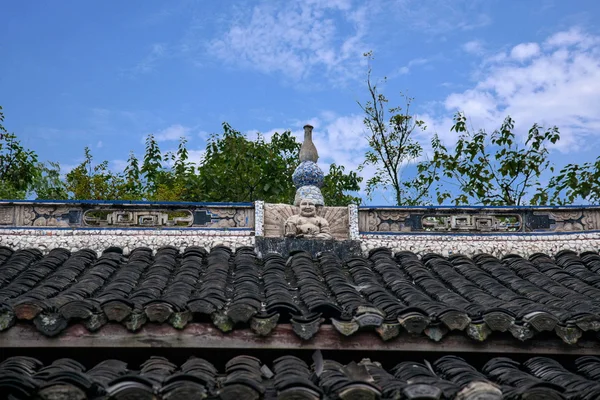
[{"left": 284, "top": 199, "right": 332, "bottom": 239}]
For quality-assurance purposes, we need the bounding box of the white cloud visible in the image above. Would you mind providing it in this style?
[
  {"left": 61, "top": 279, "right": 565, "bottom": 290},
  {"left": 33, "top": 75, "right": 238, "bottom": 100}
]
[
  {"left": 197, "top": 130, "right": 210, "bottom": 141},
  {"left": 510, "top": 42, "right": 540, "bottom": 60},
  {"left": 392, "top": 0, "right": 491, "bottom": 35},
  {"left": 255, "top": 113, "right": 373, "bottom": 198},
  {"left": 427, "top": 27, "right": 600, "bottom": 152},
  {"left": 186, "top": 149, "right": 206, "bottom": 165},
  {"left": 128, "top": 43, "right": 168, "bottom": 76},
  {"left": 150, "top": 124, "right": 191, "bottom": 142},
  {"left": 395, "top": 66, "right": 408, "bottom": 75},
  {"left": 252, "top": 110, "right": 440, "bottom": 202},
  {"left": 208, "top": 1, "right": 371, "bottom": 84},
  {"left": 96, "top": 140, "right": 103, "bottom": 148},
  {"left": 462, "top": 39, "right": 485, "bottom": 54},
  {"left": 393, "top": 58, "right": 429, "bottom": 76},
  {"left": 111, "top": 159, "right": 129, "bottom": 172},
  {"left": 544, "top": 27, "right": 599, "bottom": 49},
  {"left": 59, "top": 163, "right": 79, "bottom": 175},
  {"left": 258, "top": 114, "right": 366, "bottom": 167},
  {"left": 312, "top": 114, "right": 367, "bottom": 169}
]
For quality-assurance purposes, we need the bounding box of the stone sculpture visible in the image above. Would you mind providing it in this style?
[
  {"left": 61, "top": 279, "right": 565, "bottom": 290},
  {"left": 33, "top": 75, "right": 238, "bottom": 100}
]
[
  {"left": 283, "top": 125, "right": 334, "bottom": 239},
  {"left": 292, "top": 125, "right": 325, "bottom": 206},
  {"left": 284, "top": 199, "right": 332, "bottom": 239}
]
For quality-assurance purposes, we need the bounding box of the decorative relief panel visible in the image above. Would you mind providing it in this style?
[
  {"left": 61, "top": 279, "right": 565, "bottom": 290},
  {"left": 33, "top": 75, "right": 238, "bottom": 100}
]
[
  {"left": 264, "top": 203, "right": 349, "bottom": 240},
  {"left": 545, "top": 210, "right": 600, "bottom": 232},
  {"left": 365, "top": 210, "right": 412, "bottom": 232},
  {"left": 18, "top": 206, "right": 80, "bottom": 227},
  {"left": 83, "top": 210, "right": 194, "bottom": 227},
  {"left": 421, "top": 214, "right": 521, "bottom": 232},
  {"left": 0, "top": 203, "right": 254, "bottom": 229},
  {"left": 0, "top": 207, "right": 15, "bottom": 225},
  {"left": 359, "top": 207, "right": 600, "bottom": 234}
]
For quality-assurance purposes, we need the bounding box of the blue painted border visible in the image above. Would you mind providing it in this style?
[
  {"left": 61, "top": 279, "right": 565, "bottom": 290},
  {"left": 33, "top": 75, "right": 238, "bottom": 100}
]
[
  {"left": 0, "top": 199, "right": 254, "bottom": 207},
  {"left": 358, "top": 204, "right": 600, "bottom": 210},
  {"left": 0, "top": 227, "right": 254, "bottom": 231},
  {"left": 359, "top": 230, "right": 600, "bottom": 237}
]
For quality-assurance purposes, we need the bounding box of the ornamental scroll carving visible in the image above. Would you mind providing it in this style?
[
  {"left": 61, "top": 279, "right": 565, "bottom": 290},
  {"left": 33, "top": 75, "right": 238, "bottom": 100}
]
[
  {"left": 20, "top": 206, "right": 77, "bottom": 227},
  {"left": 421, "top": 215, "right": 521, "bottom": 232},
  {"left": 83, "top": 210, "right": 193, "bottom": 227},
  {"left": 359, "top": 207, "right": 600, "bottom": 234},
  {"left": 0, "top": 203, "right": 254, "bottom": 229},
  {"left": 364, "top": 210, "right": 411, "bottom": 232},
  {"left": 546, "top": 210, "right": 600, "bottom": 232},
  {"left": 83, "top": 208, "right": 252, "bottom": 228}
]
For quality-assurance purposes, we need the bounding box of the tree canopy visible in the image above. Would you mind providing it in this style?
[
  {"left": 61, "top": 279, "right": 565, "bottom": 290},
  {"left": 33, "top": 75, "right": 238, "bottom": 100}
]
[
  {"left": 411, "top": 113, "right": 560, "bottom": 206},
  {"left": 356, "top": 55, "right": 584, "bottom": 207},
  {"left": 0, "top": 106, "right": 40, "bottom": 199},
  {"left": 358, "top": 52, "right": 428, "bottom": 206},
  {"left": 15, "top": 115, "right": 361, "bottom": 205},
  {"left": 361, "top": 101, "right": 567, "bottom": 206},
  {"left": 187, "top": 123, "right": 300, "bottom": 203},
  {"left": 2, "top": 90, "right": 599, "bottom": 207}
]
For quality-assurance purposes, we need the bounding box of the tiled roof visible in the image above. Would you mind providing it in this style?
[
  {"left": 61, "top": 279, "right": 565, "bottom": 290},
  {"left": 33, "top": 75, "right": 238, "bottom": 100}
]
[
  {"left": 1, "top": 245, "right": 600, "bottom": 344},
  {"left": 3, "top": 354, "right": 600, "bottom": 399}
]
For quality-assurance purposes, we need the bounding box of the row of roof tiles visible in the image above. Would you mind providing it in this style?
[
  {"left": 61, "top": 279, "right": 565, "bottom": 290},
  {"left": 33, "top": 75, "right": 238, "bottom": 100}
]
[
  {"left": 4, "top": 354, "right": 600, "bottom": 399},
  {"left": 1, "top": 245, "right": 600, "bottom": 343}
]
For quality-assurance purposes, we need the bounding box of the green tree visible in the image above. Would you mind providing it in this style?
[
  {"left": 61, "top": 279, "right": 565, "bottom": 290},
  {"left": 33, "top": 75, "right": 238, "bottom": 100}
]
[
  {"left": 414, "top": 112, "right": 560, "bottom": 206},
  {"left": 188, "top": 123, "right": 299, "bottom": 203},
  {"left": 33, "top": 162, "right": 69, "bottom": 200},
  {"left": 151, "top": 137, "right": 196, "bottom": 201},
  {"left": 64, "top": 139, "right": 194, "bottom": 201},
  {"left": 188, "top": 123, "right": 362, "bottom": 205},
  {"left": 546, "top": 159, "right": 600, "bottom": 204},
  {"left": 66, "top": 147, "right": 127, "bottom": 200},
  {"left": 120, "top": 151, "right": 143, "bottom": 200},
  {"left": 322, "top": 164, "right": 362, "bottom": 205},
  {"left": 141, "top": 134, "right": 163, "bottom": 196},
  {"left": 0, "top": 106, "right": 41, "bottom": 199},
  {"left": 44, "top": 122, "right": 361, "bottom": 204},
  {"left": 358, "top": 52, "right": 427, "bottom": 205}
]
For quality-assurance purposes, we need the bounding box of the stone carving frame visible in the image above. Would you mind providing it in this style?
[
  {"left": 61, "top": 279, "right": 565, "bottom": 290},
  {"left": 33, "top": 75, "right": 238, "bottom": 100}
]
[
  {"left": 0, "top": 201, "right": 254, "bottom": 229},
  {"left": 264, "top": 203, "right": 349, "bottom": 239},
  {"left": 359, "top": 206, "right": 600, "bottom": 234}
]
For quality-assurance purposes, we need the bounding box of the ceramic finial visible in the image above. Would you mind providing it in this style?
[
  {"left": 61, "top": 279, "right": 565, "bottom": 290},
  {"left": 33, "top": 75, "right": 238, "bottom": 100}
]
[{"left": 299, "top": 124, "right": 319, "bottom": 162}]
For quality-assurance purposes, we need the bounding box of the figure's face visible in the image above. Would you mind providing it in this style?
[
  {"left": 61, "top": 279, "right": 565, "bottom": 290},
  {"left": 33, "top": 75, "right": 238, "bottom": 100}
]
[{"left": 299, "top": 199, "right": 316, "bottom": 217}]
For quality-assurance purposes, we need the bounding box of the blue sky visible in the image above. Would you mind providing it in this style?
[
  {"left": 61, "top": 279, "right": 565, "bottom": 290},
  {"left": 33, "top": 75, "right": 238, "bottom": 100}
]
[{"left": 2, "top": 0, "right": 600, "bottom": 204}]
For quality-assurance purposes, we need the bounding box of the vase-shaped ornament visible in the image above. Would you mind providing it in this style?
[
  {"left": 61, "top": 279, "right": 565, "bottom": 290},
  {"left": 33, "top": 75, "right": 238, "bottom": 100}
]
[
  {"left": 292, "top": 125, "right": 325, "bottom": 206},
  {"left": 299, "top": 125, "right": 319, "bottom": 162}
]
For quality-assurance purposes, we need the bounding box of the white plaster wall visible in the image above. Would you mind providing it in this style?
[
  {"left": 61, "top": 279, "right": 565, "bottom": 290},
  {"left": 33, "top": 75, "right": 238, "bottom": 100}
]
[
  {"left": 3, "top": 228, "right": 600, "bottom": 258},
  {"left": 254, "top": 201, "right": 264, "bottom": 237},
  {"left": 360, "top": 233, "right": 600, "bottom": 258},
  {"left": 0, "top": 229, "right": 254, "bottom": 255},
  {"left": 348, "top": 204, "right": 359, "bottom": 240}
]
